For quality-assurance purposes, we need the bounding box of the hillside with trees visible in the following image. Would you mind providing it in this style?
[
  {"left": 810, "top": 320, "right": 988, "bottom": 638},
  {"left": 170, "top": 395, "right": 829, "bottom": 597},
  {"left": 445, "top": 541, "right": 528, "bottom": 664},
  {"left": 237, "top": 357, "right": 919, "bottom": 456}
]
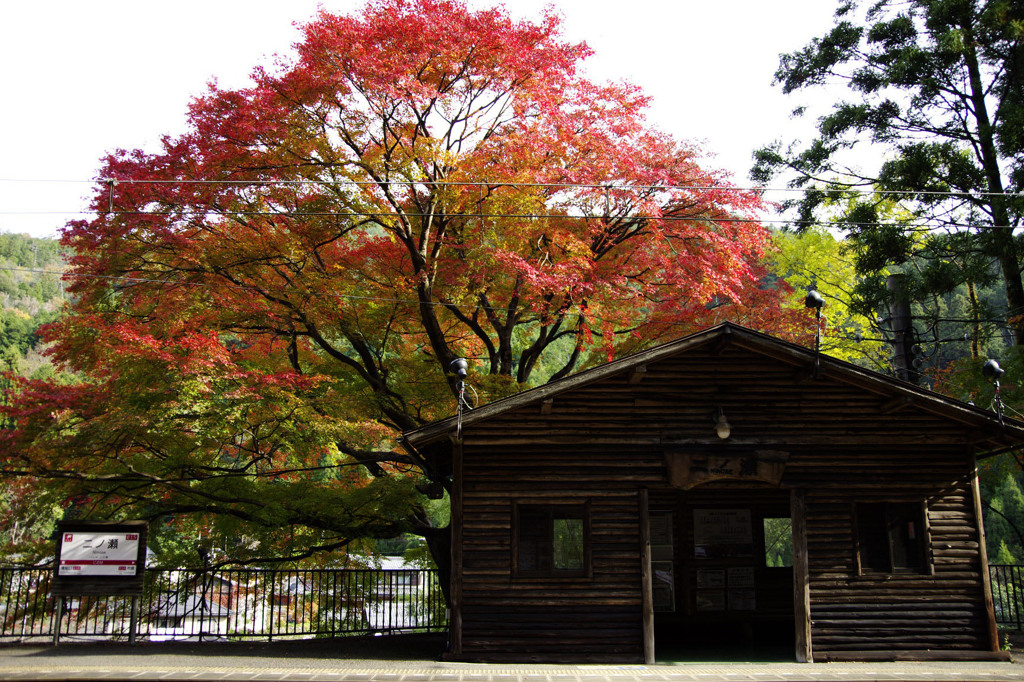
[
  {"left": 0, "top": 232, "right": 65, "bottom": 379},
  {"left": 0, "top": 232, "right": 67, "bottom": 558}
]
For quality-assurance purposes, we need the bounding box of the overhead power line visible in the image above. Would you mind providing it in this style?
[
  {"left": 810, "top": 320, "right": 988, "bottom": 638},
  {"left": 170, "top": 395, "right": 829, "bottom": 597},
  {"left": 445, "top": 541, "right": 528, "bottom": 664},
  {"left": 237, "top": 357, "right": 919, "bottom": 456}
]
[
  {"left": 2, "top": 176, "right": 1024, "bottom": 199},
  {"left": 1, "top": 265, "right": 1017, "bottom": 345},
  {"left": 0, "top": 209, "right": 1016, "bottom": 233}
]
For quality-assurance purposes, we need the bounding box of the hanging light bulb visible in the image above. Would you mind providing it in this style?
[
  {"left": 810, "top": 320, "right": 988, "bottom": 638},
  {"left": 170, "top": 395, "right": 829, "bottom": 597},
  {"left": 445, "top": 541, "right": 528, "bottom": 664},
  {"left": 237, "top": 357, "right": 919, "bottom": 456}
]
[{"left": 715, "top": 409, "right": 731, "bottom": 440}]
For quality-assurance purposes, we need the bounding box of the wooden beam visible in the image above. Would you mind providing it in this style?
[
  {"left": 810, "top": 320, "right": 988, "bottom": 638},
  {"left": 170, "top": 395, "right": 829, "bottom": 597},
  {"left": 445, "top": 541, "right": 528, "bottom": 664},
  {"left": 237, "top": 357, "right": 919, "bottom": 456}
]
[
  {"left": 709, "top": 335, "right": 732, "bottom": 356},
  {"left": 449, "top": 437, "right": 464, "bottom": 659},
  {"left": 639, "top": 488, "right": 655, "bottom": 665},
  {"left": 628, "top": 365, "right": 647, "bottom": 385},
  {"left": 970, "top": 452, "right": 1000, "bottom": 652},
  {"left": 540, "top": 399, "right": 553, "bottom": 415},
  {"left": 880, "top": 396, "right": 914, "bottom": 414},
  {"left": 791, "top": 488, "right": 812, "bottom": 663}
]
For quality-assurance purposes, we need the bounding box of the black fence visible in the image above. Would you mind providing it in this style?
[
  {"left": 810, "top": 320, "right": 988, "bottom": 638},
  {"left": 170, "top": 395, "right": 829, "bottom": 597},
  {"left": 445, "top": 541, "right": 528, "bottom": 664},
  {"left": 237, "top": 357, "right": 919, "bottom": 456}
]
[
  {"left": 0, "top": 566, "right": 447, "bottom": 643},
  {"left": 992, "top": 564, "right": 1024, "bottom": 631},
  {"left": 6, "top": 562, "right": 1019, "bottom": 642}
]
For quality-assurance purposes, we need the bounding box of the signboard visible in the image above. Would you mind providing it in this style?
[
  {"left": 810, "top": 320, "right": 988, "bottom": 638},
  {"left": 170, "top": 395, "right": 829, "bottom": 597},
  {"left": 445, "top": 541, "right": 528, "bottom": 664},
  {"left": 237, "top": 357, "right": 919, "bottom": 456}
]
[
  {"left": 59, "top": 530, "right": 141, "bottom": 576},
  {"left": 52, "top": 521, "right": 147, "bottom": 596},
  {"left": 665, "top": 449, "right": 788, "bottom": 490}
]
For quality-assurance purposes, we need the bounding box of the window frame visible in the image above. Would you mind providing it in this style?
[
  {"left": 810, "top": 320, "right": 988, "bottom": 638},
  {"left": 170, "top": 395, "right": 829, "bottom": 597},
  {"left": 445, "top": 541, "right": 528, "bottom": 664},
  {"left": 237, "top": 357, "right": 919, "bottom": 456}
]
[
  {"left": 511, "top": 499, "right": 592, "bottom": 580},
  {"left": 853, "top": 500, "right": 932, "bottom": 576}
]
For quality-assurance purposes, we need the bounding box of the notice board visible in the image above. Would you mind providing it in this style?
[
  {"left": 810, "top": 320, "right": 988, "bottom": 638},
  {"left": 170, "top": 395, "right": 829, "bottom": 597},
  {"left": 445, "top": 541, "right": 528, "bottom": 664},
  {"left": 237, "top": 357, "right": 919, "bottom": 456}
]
[{"left": 52, "top": 521, "right": 147, "bottom": 596}]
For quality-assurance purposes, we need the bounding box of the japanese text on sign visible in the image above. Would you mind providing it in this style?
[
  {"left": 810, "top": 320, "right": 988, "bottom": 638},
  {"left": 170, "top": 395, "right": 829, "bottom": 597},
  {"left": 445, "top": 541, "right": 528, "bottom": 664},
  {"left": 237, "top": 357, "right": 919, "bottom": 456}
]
[{"left": 58, "top": 532, "right": 140, "bottom": 577}]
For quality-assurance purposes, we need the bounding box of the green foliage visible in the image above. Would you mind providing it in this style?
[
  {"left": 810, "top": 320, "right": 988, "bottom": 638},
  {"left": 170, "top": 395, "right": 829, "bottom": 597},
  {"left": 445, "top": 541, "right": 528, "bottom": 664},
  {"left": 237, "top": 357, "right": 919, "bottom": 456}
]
[
  {"left": 0, "top": 231, "right": 66, "bottom": 380},
  {"left": 755, "top": 0, "right": 1024, "bottom": 352},
  {"left": 759, "top": 0, "right": 1024, "bottom": 566},
  {"left": 0, "top": 481, "right": 63, "bottom": 563},
  {"left": 764, "top": 517, "right": 794, "bottom": 568},
  {"left": 994, "top": 539, "right": 1020, "bottom": 565},
  {"left": 980, "top": 456, "right": 1024, "bottom": 565},
  {"left": 771, "top": 225, "right": 885, "bottom": 367}
]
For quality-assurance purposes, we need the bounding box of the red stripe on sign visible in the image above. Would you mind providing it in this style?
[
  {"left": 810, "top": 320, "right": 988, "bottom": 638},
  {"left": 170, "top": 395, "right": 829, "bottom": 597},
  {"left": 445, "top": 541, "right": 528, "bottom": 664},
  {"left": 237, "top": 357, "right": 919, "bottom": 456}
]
[{"left": 60, "top": 560, "right": 137, "bottom": 566}]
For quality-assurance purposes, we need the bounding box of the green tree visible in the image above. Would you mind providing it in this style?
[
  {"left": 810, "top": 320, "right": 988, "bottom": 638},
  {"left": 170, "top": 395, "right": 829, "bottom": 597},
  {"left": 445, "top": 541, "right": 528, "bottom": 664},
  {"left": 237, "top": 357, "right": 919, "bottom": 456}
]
[
  {"left": 753, "top": 0, "right": 1024, "bottom": 348},
  {"left": 772, "top": 225, "right": 886, "bottom": 367},
  {"left": 979, "top": 458, "right": 1024, "bottom": 563}
]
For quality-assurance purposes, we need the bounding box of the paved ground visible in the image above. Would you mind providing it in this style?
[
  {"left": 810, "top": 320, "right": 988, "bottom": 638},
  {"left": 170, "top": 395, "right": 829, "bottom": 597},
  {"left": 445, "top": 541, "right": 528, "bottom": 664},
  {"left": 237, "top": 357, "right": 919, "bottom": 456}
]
[{"left": 3, "top": 637, "right": 1024, "bottom": 682}]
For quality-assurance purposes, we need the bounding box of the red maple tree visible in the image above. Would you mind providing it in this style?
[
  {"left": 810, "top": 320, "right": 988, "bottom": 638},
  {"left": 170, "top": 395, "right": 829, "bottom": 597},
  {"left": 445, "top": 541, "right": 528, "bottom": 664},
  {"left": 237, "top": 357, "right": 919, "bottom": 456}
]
[{"left": 1, "top": 0, "right": 804, "bottom": 569}]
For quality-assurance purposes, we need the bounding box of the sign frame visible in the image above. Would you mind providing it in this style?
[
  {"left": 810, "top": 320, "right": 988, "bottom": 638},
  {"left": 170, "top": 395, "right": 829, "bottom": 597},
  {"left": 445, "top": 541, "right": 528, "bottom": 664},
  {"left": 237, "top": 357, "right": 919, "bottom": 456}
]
[{"left": 52, "top": 521, "right": 148, "bottom": 596}]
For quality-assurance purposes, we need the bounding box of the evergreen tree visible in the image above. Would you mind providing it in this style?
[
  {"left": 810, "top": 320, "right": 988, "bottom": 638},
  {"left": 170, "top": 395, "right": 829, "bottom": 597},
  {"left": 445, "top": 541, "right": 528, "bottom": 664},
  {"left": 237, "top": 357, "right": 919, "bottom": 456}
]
[{"left": 754, "top": 0, "right": 1024, "bottom": 348}]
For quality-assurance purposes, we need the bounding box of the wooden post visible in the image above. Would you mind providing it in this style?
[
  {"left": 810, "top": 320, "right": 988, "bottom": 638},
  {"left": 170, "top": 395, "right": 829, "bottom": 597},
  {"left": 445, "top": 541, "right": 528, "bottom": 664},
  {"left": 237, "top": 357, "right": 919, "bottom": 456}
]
[
  {"left": 639, "top": 488, "right": 655, "bottom": 664},
  {"left": 449, "top": 436, "right": 464, "bottom": 658},
  {"left": 970, "top": 453, "right": 1000, "bottom": 651},
  {"left": 790, "top": 488, "right": 812, "bottom": 662},
  {"left": 52, "top": 597, "right": 63, "bottom": 646},
  {"left": 129, "top": 595, "right": 139, "bottom": 646}
]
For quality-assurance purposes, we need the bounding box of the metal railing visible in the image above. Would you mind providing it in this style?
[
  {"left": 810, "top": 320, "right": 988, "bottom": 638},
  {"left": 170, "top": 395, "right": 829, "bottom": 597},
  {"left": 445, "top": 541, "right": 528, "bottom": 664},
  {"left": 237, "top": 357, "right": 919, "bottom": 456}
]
[
  {"left": 991, "top": 564, "right": 1024, "bottom": 631},
  {"left": 0, "top": 566, "right": 447, "bottom": 643},
  {"left": 6, "top": 562, "right": 1024, "bottom": 640}
]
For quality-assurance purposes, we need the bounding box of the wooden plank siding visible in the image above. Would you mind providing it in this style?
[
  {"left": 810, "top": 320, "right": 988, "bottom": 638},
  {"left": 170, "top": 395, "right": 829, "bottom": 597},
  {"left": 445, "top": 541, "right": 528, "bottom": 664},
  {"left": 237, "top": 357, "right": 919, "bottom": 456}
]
[
  {"left": 797, "top": 449, "right": 991, "bottom": 659},
  {"left": 459, "top": 487, "right": 645, "bottom": 661},
  {"left": 406, "top": 325, "right": 1022, "bottom": 663}
]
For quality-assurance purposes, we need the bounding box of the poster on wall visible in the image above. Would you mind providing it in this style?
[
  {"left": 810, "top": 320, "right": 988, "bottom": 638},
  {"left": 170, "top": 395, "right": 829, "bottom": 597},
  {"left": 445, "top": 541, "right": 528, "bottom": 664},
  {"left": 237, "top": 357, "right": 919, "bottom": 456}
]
[
  {"left": 696, "top": 590, "right": 726, "bottom": 611},
  {"left": 696, "top": 568, "right": 726, "bottom": 589},
  {"left": 727, "top": 566, "right": 755, "bottom": 588},
  {"left": 728, "top": 589, "right": 757, "bottom": 611},
  {"left": 650, "top": 512, "right": 674, "bottom": 561},
  {"left": 653, "top": 561, "right": 675, "bottom": 612},
  {"left": 693, "top": 509, "right": 753, "bottom": 558}
]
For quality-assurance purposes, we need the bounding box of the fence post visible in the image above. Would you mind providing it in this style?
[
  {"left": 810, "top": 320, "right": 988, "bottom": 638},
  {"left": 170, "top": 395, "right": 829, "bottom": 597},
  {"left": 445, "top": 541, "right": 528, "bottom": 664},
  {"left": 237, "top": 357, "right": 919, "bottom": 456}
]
[
  {"left": 268, "top": 575, "right": 276, "bottom": 642},
  {"left": 52, "top": 597, "right": 63, "bottom": 646},
  {"left": 198, "top": 569, "right": 207, "bottom": 643},
  {"left": 129, "top": 595, "right": 139, "bottom": 645}
]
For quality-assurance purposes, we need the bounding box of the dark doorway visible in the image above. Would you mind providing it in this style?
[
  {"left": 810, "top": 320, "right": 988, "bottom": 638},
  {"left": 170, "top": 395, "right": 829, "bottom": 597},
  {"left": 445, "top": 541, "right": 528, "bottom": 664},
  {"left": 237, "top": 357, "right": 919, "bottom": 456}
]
[{"left": 650, "top": 486, "right": 796, "bottom": 662}]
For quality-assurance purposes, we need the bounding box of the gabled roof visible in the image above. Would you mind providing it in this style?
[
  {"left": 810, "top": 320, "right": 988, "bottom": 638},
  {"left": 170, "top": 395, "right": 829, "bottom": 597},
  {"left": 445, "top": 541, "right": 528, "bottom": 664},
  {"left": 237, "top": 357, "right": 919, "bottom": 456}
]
[{"left": 403, "top": 322, "right": 1024, "bottom": 455}]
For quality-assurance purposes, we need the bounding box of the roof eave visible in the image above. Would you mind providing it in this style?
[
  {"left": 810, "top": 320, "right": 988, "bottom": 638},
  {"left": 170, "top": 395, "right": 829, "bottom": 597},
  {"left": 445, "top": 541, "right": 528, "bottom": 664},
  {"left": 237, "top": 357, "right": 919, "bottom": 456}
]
[{"left": 401, "top": 322, "right": 1024, "bottom": 451}]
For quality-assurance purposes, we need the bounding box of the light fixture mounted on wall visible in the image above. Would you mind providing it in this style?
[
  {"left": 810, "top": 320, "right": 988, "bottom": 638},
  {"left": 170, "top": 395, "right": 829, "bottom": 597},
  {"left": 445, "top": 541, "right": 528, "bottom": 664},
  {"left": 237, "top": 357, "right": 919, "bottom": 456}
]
[
  {"left": 805, "top": 289, "right": 825, "bottom": 377},
  {"left": 983, "top": 358, "right": 1005, "bottom": 428},
  {"left": 714, "top": 408, "right": 731, "bottom": 440}
]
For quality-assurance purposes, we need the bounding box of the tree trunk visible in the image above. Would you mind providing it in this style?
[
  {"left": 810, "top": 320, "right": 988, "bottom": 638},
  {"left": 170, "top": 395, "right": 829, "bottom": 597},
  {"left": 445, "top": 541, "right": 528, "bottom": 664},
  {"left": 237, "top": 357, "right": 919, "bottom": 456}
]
[
  {"left": 424, "top": 526, "right": 452, "bottom": 607},
  {"left": 968, "top": 280, "right": 981, "bottom": 359},
  {"left": 964, "top": 32, "right": 1024, "bottom": 345}
]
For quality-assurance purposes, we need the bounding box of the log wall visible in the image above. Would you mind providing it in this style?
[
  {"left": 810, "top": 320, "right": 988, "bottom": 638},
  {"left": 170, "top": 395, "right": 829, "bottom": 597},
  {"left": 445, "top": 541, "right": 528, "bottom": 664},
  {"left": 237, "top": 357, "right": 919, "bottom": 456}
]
[
  {"left": 459, "top": 457, "right": 652, "bottom": 662},
  {"left": 451, "top": 342, "right": 995, "bottom": 662},
  {"left": 794, "top": 445, "right": 990, "bottom": 659}
]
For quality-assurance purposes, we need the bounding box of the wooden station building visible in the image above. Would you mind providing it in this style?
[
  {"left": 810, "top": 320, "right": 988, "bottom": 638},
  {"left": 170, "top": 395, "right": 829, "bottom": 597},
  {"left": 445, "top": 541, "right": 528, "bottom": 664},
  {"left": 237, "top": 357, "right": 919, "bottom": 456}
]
[{"left": 402, "top": 323, "right": 1024, "bottom": 663}]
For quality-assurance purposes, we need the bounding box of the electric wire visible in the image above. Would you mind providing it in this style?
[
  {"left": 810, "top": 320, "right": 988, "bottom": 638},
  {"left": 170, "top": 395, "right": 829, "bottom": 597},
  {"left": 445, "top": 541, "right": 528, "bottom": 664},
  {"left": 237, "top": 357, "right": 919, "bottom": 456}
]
[
  {"left": 3, "top": 176, "right": 1024, "bottom": 199},
  {"left": 2, "top": 175, "right": 1021, "bottom": 344},
  {"left": 0, "top": 209, "right": 1017, "bottom": 234},
  {"left": 1, "top": 176, "right": 1019, "bottom": 232},
  {"left": 1, "top": 264, "right": 1017, "bottom": 348}
]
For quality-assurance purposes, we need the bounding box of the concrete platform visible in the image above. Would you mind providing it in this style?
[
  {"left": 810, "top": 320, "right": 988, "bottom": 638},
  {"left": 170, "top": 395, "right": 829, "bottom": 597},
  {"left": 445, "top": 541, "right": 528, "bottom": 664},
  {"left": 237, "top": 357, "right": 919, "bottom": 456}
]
[{"left": 2, "top": 639, "right": 1024, "bottom": 682}]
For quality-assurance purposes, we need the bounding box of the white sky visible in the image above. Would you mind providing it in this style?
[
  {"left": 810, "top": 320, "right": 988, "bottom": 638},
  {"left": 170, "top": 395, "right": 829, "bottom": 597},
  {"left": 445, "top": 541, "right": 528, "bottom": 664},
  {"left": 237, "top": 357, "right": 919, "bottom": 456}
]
[{"left": 0, "top": 0, "right": 838, "bottom": 239}]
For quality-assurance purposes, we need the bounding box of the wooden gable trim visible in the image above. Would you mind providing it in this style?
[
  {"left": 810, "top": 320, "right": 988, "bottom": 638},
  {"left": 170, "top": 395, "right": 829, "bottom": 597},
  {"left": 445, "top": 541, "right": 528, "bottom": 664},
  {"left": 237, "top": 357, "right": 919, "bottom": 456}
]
[
  {"left": 880, "top": 396, "right": 915, "bottom": 414},
  {"left": 403, "top": 323, "right": 1024, "bottom": 452}
]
